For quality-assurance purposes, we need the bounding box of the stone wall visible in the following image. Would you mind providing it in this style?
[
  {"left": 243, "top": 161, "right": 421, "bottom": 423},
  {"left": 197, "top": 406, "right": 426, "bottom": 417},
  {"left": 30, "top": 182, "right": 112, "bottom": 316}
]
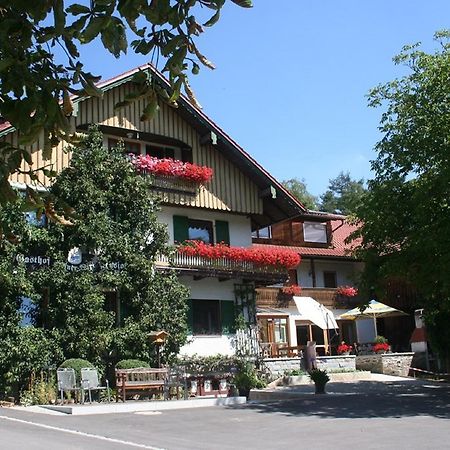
[
  {"left": 264, "top": 355, "right": 356, "bottom": 376},
  {"left": 356, "top": 352, "right": 414, "bottom": 377},
  {"left": 316, "top": 355, "right": 356, "bottom": 372}
]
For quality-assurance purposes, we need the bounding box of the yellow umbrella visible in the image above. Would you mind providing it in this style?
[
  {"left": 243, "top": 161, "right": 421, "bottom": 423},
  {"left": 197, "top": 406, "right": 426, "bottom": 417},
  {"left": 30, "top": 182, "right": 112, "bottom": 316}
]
[{"left": 339, "top": 300, "right": 408, "bottom": 336}]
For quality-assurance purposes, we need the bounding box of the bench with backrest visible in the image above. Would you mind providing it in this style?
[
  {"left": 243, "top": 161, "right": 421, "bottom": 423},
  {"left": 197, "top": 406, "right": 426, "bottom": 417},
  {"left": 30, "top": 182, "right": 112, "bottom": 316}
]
[{"left": 115, "top": 368, "right": 169, "bottom": 402}]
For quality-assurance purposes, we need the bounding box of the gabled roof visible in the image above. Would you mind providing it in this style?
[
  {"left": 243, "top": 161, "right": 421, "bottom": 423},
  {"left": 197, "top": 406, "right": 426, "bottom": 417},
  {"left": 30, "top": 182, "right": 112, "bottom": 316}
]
[
  {"left": 253, "top": 220, "right": 361, "bottom": 259},
  {"left": 1, "top": 64, "right": 307, "bottom": 228}
]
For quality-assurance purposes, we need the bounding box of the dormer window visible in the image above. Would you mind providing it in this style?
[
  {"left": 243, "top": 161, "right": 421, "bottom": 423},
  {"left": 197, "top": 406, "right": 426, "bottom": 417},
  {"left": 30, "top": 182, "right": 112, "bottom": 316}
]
[{"left": 303, "top": 222, "right": 327, "bottom": 243}]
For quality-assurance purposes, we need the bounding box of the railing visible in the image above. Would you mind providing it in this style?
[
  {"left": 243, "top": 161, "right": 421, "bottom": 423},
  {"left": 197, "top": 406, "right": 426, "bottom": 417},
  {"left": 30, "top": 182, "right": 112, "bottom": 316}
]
[
  {"left": 256, "top": 286, "right": 350, "bottom": 309},
  {"left": 156, "top": 251, "right": 288, "bottom": 282},
  {"left": 142, "top": 172, "right": 198, "bottom": 194}
]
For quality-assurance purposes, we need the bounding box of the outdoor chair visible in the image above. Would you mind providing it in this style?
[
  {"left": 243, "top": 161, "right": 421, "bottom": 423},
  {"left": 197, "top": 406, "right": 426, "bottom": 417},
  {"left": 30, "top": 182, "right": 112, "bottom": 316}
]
[
  {"left": 57, "top": 368, "right": 80, "bottom": 404},
  {"left": 81, "top": 368, "right": 111, "bottom": 403}
]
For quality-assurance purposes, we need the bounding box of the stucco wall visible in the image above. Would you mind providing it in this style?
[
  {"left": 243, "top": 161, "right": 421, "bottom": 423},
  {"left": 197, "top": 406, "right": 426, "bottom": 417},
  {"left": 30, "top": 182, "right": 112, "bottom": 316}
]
[{"left": 297, "top": 260, "right": 362, "bottom": 288}]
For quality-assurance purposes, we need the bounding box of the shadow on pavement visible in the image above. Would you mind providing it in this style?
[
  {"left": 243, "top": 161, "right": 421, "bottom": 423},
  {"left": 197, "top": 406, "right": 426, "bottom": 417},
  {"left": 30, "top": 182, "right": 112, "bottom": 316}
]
[{"left": 229, "top": 380, "right": 450, "bottom": 419}]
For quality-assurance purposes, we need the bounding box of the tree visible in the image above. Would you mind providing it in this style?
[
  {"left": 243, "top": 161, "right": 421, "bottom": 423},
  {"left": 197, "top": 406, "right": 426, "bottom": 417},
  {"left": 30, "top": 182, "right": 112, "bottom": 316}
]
[
  {"left": 281, "top": 178, "right": 318, "bottom": 210},
  {"left": 353, "top": 32, "right": 450, "bottom": 363},
  {"left": 0, "top": 0, "right": 252, "bottom": 205},
  {"left": 320, "top": 171, "right": 366, "bottom": 214},
  {"left": 0, "top": 127, "right": 190, "bottom": 393}
]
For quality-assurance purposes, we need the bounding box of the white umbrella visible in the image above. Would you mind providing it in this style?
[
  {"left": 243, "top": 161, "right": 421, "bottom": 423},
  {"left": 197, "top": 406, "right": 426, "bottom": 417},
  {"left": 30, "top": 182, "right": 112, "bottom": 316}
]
[{"left": 339, "top": 299, "right": 408, "bottom": 336}]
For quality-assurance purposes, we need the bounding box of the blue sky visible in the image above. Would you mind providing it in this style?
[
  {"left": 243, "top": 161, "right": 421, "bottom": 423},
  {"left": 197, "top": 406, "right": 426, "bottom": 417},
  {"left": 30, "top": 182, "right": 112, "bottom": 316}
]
[{"left": 77, "top": 1, "right": 450, "bottom": 196}]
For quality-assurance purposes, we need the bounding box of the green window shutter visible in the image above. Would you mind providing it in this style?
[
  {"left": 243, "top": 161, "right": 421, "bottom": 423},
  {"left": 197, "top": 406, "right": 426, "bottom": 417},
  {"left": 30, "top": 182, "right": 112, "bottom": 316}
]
[
  {"left": 173, "top": 215, "right": 189, "bottom": 243},
  {"left": 215, "top": 220, "right": 230, "bottom": 245},
  {"left": 186, "top": 299, "right": 194, "bottom": 334},
  {"left": 221, "top": 300, "right": 235, "bottom": 334}
]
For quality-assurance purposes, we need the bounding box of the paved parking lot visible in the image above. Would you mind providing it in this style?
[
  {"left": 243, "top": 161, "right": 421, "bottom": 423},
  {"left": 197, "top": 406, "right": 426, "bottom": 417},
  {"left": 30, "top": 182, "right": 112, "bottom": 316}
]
[{"left": 1, "top": 378, "right": 449, "bottom": 450}]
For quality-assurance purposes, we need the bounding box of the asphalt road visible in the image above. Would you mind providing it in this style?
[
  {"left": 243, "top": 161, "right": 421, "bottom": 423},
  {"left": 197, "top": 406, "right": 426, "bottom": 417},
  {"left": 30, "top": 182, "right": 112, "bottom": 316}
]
[{"left": 1, "top": 379, "right": 449, "bottom": 450}]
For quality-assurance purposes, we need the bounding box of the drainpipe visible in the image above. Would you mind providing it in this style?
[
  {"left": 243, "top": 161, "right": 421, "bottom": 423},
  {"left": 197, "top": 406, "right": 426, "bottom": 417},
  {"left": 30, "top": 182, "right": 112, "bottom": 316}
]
[{"left": 310, "top": 258, "right": 316, "bottom": 287}]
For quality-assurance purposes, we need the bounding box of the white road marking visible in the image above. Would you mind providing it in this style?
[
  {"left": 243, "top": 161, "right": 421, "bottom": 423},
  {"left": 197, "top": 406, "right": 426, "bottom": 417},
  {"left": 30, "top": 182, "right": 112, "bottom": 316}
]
[{"left": 0, "top": 415, "right": 165, "bottom": 450}]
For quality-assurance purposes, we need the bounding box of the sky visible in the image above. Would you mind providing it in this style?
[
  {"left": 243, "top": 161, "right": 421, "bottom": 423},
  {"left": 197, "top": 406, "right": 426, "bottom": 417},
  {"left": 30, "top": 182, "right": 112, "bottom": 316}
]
[{"left": 76, "top": 1, "right": 450, "bottom": 197}]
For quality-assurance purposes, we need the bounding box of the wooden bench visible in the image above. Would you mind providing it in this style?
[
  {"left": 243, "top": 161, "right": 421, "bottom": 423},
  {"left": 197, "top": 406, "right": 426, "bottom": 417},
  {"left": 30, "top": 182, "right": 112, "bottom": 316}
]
[{"left": 115, "top": 368, "right": 168, "bottom": 402}]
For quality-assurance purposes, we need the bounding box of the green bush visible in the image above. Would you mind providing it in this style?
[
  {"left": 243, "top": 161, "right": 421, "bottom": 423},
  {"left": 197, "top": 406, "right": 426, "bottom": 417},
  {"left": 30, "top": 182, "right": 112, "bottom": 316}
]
[
  {"left": 59, "top": 359, "right": 95, "bottom": 381},
  {"left": 233, "top": 360, "right": 266, "bottom": 394},
  {"left": 284, "top": 369, "right": 306, "bottom": 377},
  {"left": 115, "top": 359, "right": 150, "bottom": 369}
]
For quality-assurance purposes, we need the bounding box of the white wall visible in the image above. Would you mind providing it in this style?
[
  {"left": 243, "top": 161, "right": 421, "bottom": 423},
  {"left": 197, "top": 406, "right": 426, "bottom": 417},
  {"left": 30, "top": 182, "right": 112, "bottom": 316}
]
[
  {"left": 297, "top": 259, "right": 362, "bottom": 288},
  {"left": 157, "top": 206, "right": 252, "bottom": 247},
  {"left": 180, "top": 276, "right": 236, "bottom": 300},
  {"left": 179, "top": 335, "right": 235, "bottom": 357}
]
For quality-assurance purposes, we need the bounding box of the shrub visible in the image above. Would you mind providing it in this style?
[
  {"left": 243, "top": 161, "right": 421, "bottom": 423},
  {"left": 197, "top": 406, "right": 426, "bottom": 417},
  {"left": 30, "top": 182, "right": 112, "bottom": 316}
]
[
  {"left": 233, "top": 360, "right": 266, "bottom": 395},
  {"left": 59, "top": 359, "right": 95, "bottom": 382},
  {"left": 115, "top": 359, "right": 150, "bottom": 369},
  {"left": 284, "top": 369, "right": 306, "bottom": 376}
]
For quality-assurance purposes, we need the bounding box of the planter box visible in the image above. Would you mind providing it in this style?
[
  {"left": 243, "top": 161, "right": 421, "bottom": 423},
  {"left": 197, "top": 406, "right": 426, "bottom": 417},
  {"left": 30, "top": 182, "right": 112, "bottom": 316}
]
[{"left": 356, "top": 352, "right": 414, "bottom": 377}]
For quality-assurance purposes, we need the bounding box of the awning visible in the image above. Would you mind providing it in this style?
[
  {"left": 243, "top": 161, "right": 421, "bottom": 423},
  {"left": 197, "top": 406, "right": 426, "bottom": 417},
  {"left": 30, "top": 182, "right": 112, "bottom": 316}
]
[{"left": 293, "top": 296, "right": 339, "bottom": 330}]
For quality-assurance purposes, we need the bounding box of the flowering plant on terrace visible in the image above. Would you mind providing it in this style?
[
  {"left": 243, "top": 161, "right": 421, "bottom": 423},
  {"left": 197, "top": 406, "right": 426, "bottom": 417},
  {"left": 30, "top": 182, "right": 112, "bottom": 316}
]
[
  {"left": 281, "top": 285, "right": 302, "bottom": 296},
  {"left": 130, "top": 154, "right": 213, "bottom": 184},
  {"left": 178, "top": 241, "right": 300, "bottom": 269},
  {"left": 373, "top": 342, "right": 390, "bottom": 353},
  {"left": 336, "top": 285, "right": 358, "bottom": 297},
  {"left": 337, "top": 342, "right": 353, "bottom": 354}
]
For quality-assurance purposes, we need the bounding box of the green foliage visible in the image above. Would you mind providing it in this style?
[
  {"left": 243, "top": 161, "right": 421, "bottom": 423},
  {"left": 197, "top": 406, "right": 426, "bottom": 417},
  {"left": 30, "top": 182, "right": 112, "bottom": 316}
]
[
  {"left": 116, "top": 359, "right": 150, "bottom": 369},
  {"left": 354, "top": 32, "right": 450, "bottom": 362},
  {"left": 283, "top": 369, "right": 306, "bottom": 376},
  {"left": 0, "top": 1, "right": 252, "bottom": 208},
  {"left": 176, "top": 354, "right": 238, "bottom": 374},
  {"left": 30, "top": 127, "right": 190, "bottom": 368},
  {"left": 374, "top": 335, "right": 388, "bottom": 344},
  {"left": 59, "top": 359, "right": 95, "bottom": 382},
  {"left": 320, "top": 171, "right": 366, "bottom": 214},
  {"left": 308, "top": 369, "right": 330, "bottom": 385},
  {"left": 233, "top": 360, "right": 266, "bottom": 392},
  {"left": 19, "top": 372, "right": 57, "bottom": 406},
  {"left": 281, "top": 178, "right": 318, "bottom": 210}
]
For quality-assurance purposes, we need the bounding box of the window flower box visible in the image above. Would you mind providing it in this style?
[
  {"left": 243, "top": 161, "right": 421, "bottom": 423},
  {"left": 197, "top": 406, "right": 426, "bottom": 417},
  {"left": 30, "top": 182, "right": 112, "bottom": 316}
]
[{"left": 130, "top": 154, "right": 213, "bottom": 185}]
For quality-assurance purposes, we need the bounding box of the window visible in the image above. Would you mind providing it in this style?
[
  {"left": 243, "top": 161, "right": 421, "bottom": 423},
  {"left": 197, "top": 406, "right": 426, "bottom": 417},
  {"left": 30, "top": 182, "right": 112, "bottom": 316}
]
[
  {"left": 19, "top": 297, "right": 36, "bottom": 327},
  {"left": 104, "top": 290, "right": 120, "bottom": 327},
  {"left": 188, "top": 219, "right": 214, "bottom": 244},
  {"left": 192, "top": 300, "right": 221, "bottom": 335},
  {"left": 146, "top": 145, "right": 175, "bottom": 160},
  {"left": 108, "top": 138, "right": 141, "bottom": 155},
  {"left": 323, "top": 271, "right": 337, "bottom": 288},
  {"left": 252, "top": 226, "right": 272, "bottom": 239},
  {"left": 303, "top": 222, "right": 327, "bottom": 243}
]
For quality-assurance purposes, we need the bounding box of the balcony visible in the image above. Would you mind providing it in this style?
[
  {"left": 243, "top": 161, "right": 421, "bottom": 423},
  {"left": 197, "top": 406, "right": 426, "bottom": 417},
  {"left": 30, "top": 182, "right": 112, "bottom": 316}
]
[
  {"left": 155, "top": 251, "right": 289, "bottom": 284},
  {"left": 149, "top": 174, "right": 198, "bottom": 195},
  {"left": 256, "top": 287, "right": 360, "bottom": 310}
]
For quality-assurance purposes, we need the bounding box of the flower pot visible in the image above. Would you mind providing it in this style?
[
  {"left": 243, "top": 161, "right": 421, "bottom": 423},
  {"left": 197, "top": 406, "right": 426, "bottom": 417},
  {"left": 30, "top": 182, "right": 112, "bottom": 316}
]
[
  {"left": 339, "top": 351, "right": 350, "bottom": 356},
  {"left": 314, "top": 383, "right": 327, "bottom": 394}
]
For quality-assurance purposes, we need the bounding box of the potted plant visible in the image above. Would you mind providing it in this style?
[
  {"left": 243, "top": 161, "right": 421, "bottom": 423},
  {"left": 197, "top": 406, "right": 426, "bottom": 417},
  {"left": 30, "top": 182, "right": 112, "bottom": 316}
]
[
  {"left": 373, "top": 342, "right": 390, "bottom": 354},
  {"left": 337, "top": 342, "right": 353, "bottom": 356},
  {"left": 308, "top": 369, "right": 330, "bottom": 394}
]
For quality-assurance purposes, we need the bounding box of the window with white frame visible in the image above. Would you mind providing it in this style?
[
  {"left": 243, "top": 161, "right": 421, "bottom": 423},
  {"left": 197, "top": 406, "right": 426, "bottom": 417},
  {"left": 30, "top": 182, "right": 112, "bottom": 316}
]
[{"left": 303, "top": 222, "right": 327, "bottom": 243}]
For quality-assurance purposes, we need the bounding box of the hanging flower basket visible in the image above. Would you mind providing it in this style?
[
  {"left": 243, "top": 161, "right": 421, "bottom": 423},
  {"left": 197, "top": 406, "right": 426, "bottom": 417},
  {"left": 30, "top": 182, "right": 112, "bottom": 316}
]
[{"left": 130, "top": 154, "right": 213, "bottom": 184}]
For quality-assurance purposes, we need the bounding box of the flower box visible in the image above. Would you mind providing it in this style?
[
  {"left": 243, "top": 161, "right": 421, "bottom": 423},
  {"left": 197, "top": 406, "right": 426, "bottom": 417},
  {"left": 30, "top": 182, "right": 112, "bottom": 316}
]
[{"left": 131, "top": 155, "right": 213, "bottom": 185}]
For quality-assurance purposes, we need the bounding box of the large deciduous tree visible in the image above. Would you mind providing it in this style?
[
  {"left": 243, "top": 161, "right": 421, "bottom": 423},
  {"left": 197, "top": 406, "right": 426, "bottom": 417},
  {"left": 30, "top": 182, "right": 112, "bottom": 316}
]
[
  {"left": 0, "top": 127, "right": 190, "bottom": 395},
  {"left": 0, "top": 0, "right": 252, "bottom": 204},
  {"left": 320, "top": 171, "right": 366, "bottom": 215},
  {"left": 354, "top": 32, "right": 450, "bottom": 363}
]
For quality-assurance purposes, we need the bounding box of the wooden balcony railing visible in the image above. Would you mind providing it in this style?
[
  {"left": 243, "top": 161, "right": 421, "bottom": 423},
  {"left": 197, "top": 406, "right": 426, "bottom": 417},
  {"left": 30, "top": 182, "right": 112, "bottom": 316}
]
[
  {"left": 155, "top": 251, "right": 289, "bottom": 284},
  {"left": 138, "top": 172, "right": 198, "bottom": 194},
  {"left": 256, "top": 286, "right": 359, "bottom": 309}
]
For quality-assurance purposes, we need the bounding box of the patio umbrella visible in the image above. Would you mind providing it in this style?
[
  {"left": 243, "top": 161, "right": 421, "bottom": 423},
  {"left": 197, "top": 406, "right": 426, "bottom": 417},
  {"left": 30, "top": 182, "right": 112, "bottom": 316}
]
[{"left": 339, "top": 299, "right": 408, "bottom": 336}]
